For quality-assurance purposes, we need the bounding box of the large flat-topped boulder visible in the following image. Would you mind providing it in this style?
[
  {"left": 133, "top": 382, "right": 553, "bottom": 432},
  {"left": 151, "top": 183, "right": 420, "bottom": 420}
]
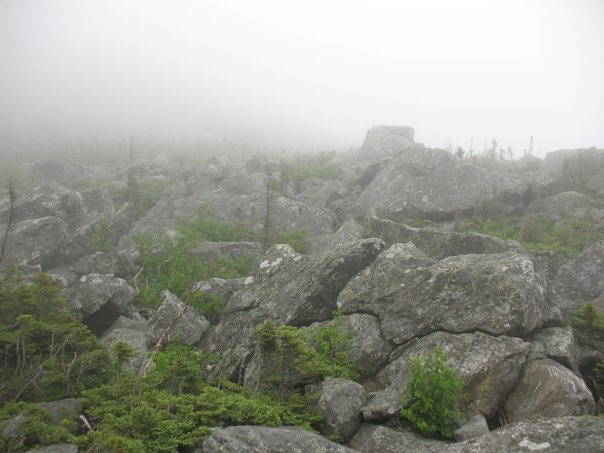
[
  {"left": 356, "top": 146, "right": 548, "bottom": 221},
  {"left": 359, "top": 125, "right": 416, "bottom": 161},
  {"left": 338, "top": 245, "right": 548, "bottom": 344}
]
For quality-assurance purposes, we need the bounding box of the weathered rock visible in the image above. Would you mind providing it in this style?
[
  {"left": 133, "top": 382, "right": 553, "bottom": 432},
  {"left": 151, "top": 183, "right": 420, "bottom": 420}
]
[
  {"left": 191, "top": 241, "right": 262, "bottom": 267},
  {"left": 527, "top": 191, "right": 594, "bottom": 222},
  {"left": 71, "top": 250, "right": 139, "bottom": 279},
  {"left": 147, "top": 291, "right": 210, "bottom": 346},
  {"left": 26, "top": 444, "right": 78, "bottom": 453},
  {"left": 1, "top": 412, "right": 27, "bottom": 439},
  {"left": 100, "top": 316, "right": 149, "bottom": 372},
  {"left": 63, "top": 274, "right": 138, "bottom": 335},
  {"left": 193, "top": 277, "right": 246, "bottom": 305},
  {"left": 453, "top": 414, "right": 490, "bottom": 442},
  {"left": 359, "top": 125, "right": 416, "bottom": 161},
  {"left": 552, "top": 241, "right": 604, "bottom": 318},
  {"left": 118, "top": 165, "right": 336, "bottom": 250},
  {"left": 200, "top": 425, "right": 355, "bottom": 452},
  {"left": 362, "top": 331, "right": 531, "bottom": 421},
  {"left": 543, "top": 147, "right": 604, "bottom": 194},
  {"left": 444, "top": 416, "right": 604, "bottom": 453},
  {"left": 350, "top": 424, "right": 449, "bottom": 453},
  {"left": 209, "top": 239, "right": 385, "bottom": 379},
  {"left": 528, "top": 326, "right": 580, "bottom": 373},
  {"left": 356, "top": 146, "right": 544, "bottom": 221},
  {"left": 38, "top": 399, "right": 81, "bottom": 425},
  {"left": 504, "top": 359, "right": 595, "bottom": 422},
  {"left": 297, "top": 179, "right": 348, "bottom": 209},
  {"left": 367, "top": 217, "right": 522, "bottom": 259},
  {"left": 338, "top": 245, "right": 547, "bottom": 345},
  {"left": 313, "top": 378, "right": 366, "bottom": 441},
  {"left": 309, "top": 220, "right": 365, "bottom": 253},
  {"left": 1, "top": 216, "right": 69, "bottom": 269}
]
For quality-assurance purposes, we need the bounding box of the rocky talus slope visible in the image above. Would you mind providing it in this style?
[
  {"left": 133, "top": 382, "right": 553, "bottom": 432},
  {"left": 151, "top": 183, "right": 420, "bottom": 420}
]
[{"left": 1, "top": 126, "right": 603, "bottom": 452}]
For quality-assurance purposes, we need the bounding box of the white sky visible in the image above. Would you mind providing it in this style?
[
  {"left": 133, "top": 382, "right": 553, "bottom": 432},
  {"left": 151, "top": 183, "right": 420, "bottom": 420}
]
[{"left": 1, "top": 0, "right": 603, "bottom": 155}]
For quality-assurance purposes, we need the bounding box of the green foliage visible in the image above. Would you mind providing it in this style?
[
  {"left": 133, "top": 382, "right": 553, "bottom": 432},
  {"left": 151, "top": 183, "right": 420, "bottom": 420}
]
[
  {"left": 304, "top": 312, "right": 359, "bottom": 380},
  {"left": 270, "top": 228, "right": 308, "bottom": 253},
  {"left": 287, "top": 151, "right": 341, "bottom": 183},
  {"left": 0, "top": 269, "right": 109, "bottom": 404},
  {"left": 256, "top": 314, "right": 358, "bottom": 395},
  {"left": 568, "top": 303, "right": 604, "bottom": 333},
  {"left": 80, "top": 342, "right": 321, "bottom": 452},
  {"left": 89, "top": 215, "right": 113, "bottom": 253},
  {"left": 111, "top": 341, "right": 137, "bottom": 384},
  {"left": 134, "top": 205, "right": 256, "bottom": 318},
  {"left": 178, "top": 204, "right": 251, "bottom": 243},
  {"left": 460, "top": 213, "right": 602, "bottom": 259},
  {"left": 400, "top": 348, "right": 464, "bottom": 439},
  {"left": 0, "top": 402, "right": 85, "bottom": 452}
]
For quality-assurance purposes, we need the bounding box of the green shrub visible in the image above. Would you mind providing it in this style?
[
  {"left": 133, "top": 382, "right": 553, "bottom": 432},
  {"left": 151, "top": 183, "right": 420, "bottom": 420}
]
[
  {"left": 0, "top": 402, "right": 85, "bottom": 452},
  {"left": 0, "top": 269, "right": 110, "bottom": 403},
  {"left": 133, "top": 206, "right": 257, "bottom": 317},
  {"left": 400, "top": 348, "right": 464, "bottom": 439},
  {"left": 568, "top": 303, "right": 604, "bottom": 333},
  {"left": 256, "top": 315, "right": 358, "bottom": 395},
  {"left": 89, "top": 215, "right": 113, "bottom": 253}
]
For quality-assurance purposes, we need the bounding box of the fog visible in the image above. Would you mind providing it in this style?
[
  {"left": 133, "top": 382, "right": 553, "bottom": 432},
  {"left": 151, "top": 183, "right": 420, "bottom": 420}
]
[{"left": 1, "top": 0, "right": 603, "bottom": 156}]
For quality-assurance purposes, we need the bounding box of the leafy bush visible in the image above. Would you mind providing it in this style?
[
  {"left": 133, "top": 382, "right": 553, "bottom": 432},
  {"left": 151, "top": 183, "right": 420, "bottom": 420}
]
[
  {"left": 400, "top": 348, "right": 464, "bottom": 439},
  {"left": 568, "top": 303, "right": 604, "bottom": 333},
  {"left": 0, "top": 269, "right": 109, "bottom": 403},
  {"left": 460, "top": 213, "right": 601, "bottom": 258},
  {"left": 256, "top": 315, "right": 358, "bottom": 395},
  {"left": 134, "top": 205, "right": 257, "bottom": 317},
  {"left": 81, "top": 341, "right": 321, "bottom": 452},
  {"left": 0, "top": 402, "right": 85, "bottom": 452}
]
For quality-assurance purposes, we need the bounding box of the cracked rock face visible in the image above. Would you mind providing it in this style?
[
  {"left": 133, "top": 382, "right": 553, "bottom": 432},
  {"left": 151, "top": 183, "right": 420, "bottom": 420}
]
[
  {"left": 504, "top": 359, "right": 595, "bottom": 422},
  {"left": 208, "top": 239, "right": 386, "bottom": 380},
  {"left": 338, "top": 245, "right": 548, "bottom": 345},
  {"left": 362, "top": 331, "right": 531, "bottom": 421}
]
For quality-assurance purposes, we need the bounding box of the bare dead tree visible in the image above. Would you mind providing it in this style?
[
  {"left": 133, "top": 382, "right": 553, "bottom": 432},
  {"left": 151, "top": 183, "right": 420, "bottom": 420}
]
[{"left": 0, "top": 178, "right": 16, "bottom": 270}]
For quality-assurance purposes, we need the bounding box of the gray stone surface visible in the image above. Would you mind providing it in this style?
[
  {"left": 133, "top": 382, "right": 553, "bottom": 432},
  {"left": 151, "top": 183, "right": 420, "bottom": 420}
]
[
  {"left": 453, "top": 414, "right": 490, "bottom": 442},
  {"left": 528, "top": 326, "right": 580, "bottom": 373},
  {"left": 118, "top": 163, "right": 337, "bottom": 250},
  {"left": 368, "top": 217, "right": 522, "bottom": 259},
  {"left": 208, "top": 239, "right": 385, "bottom": 380},
  {"left": 350, "top": 424, "right": 450, "bottom": 453},
  {"left": 63, "top": 273, "right": 138, "bottom": 335},
  {"left": 200, "top": 425, "right": 355, "bottom": 452},
  {"left": 100, "top": 316, "right": 149, "bottom": 372},
  {"left": 444, "top": 416, "right": 604, "bottom": 453},
  {"left": 309, "top": 220, "right": 365, "bottom": 253},
  {"left": 338, "top": 245, "right": 547, "bottom": 345},
  {"left": 527, "top": 191, "right": 594, "bottom": 221},
  {"left": 362, "top": 331, "right": 531, "bottom": 421},
  {"left": 313, "top": 378, "right": 366, "bottom": 441},
  {"left": 552, "top": 241, "right": 604, "bottom": 318},
  {"left": 355, "top": 146, "right": 546, "bottom": 221},
  {"left": 358, "top": 125, "right": 416, "bottom": 161},
  {"left": 504, "top": 359, "right": 595, "bottom": 422},
  {"left": 147, "top": 290, "right": 210, "bottom": 346}
]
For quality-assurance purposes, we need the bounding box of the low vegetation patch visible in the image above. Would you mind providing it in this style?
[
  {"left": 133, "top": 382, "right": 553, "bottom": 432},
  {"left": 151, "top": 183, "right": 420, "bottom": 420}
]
[{"left": 400, "top": 348, "right": 464, "bottom": 439}]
